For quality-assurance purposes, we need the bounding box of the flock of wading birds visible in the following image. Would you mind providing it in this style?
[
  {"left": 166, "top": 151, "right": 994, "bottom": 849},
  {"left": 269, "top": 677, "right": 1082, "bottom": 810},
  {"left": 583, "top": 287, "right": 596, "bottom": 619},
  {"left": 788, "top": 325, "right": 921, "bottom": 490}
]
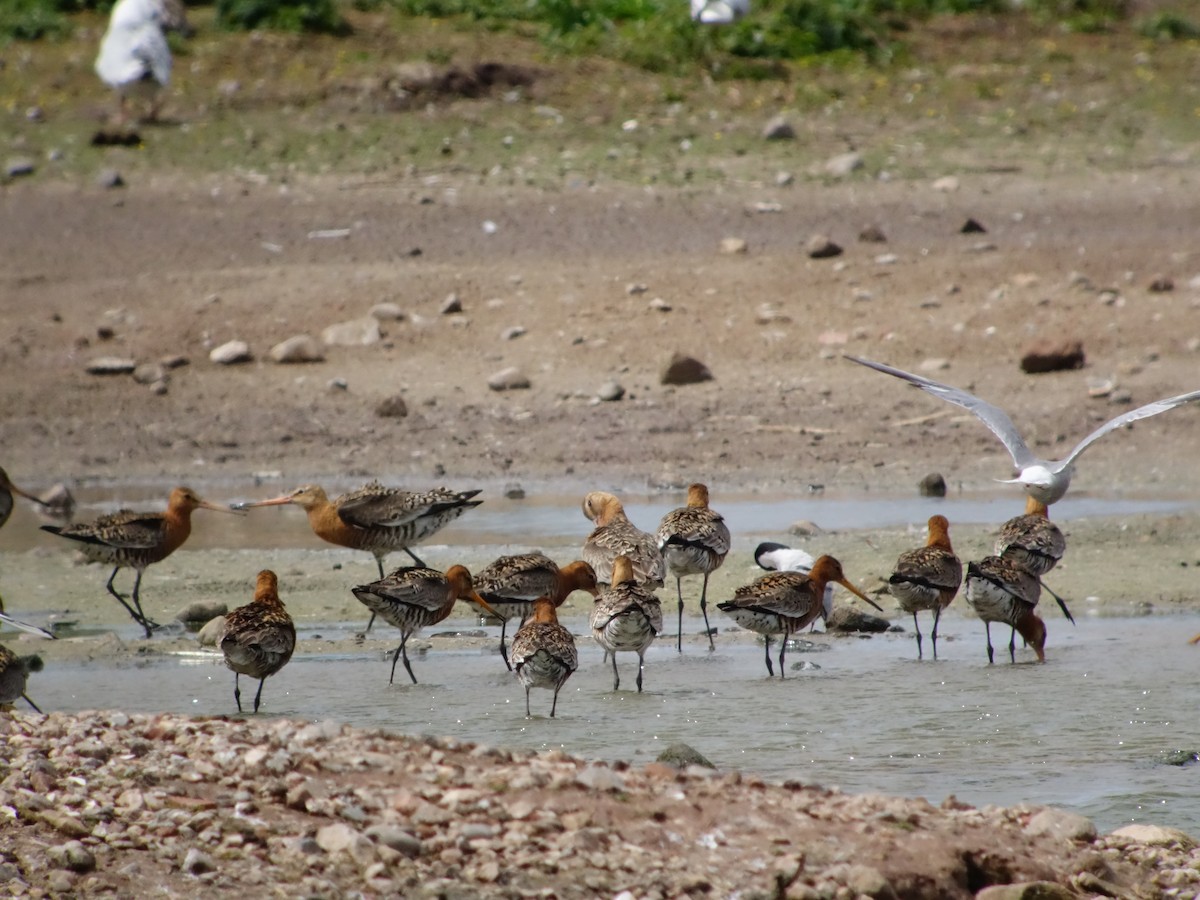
[{"left": 3, "top": 355, "right": 1200, "bottom": 718}]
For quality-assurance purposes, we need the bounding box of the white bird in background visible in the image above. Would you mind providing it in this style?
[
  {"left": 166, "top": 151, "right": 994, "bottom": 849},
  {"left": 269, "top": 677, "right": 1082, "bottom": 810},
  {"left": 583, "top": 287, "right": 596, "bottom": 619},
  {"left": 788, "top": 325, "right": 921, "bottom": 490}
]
[
  {"left": 753, "top": 542, "right": 835, "bottom": 622},
  {"left": 690, "top": 0, "right": 750, "bottom": 25},
  {"left": 846, "top": 354, "right": 1200, "bottom": 506},
  {"left": 95, "top": 0, "right": 190, "bottom": 124}
]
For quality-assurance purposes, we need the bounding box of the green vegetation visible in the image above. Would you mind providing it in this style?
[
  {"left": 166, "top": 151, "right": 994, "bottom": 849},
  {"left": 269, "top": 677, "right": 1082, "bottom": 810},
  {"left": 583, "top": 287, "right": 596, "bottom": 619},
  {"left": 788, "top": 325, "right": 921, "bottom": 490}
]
[{"left": 214, "top": 0, "right": 349, "bottom": 32}]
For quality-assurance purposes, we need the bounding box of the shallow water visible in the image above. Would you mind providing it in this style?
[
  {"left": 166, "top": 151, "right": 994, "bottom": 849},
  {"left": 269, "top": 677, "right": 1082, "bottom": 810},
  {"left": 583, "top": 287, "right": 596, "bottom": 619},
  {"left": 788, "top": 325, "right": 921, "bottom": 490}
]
[{"left": 25, "top": 612, "right": 1200, "bottom": 834}]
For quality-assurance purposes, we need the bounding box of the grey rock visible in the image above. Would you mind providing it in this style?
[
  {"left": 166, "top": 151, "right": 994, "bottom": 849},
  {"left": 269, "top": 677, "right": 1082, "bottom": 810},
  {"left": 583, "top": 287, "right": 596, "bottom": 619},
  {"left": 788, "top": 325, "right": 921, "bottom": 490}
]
[
  {"left": 826, "top": 607, "right": 889, "bottom": 633},
  {"left": 270, "top": 335, "right": 325, "bottom": 364},
  {"left": 859, "top": 224, "right": 887, "bottom": 243},
  {"left": 975, "top": 884, "right": 1074, "bottom": 900},
  {"left": 824, "top": 151, "right": 864, "bottom": 178},
  {"left": 440, "top": 293, "right": 463, "bottom": 315},
  {"left": 177, "top": 600, "right": 228, "bottom": 625},
  {"left": 788, "top": 520, "right": 823, "bottom": 537},
  {"left": 961, "top": 217, "right": 987, "bottom": 234},
  {"left": 501, "top": 326, "right": 526, "bottom": 341},
  {"left": 47, "top": 841, "right": 95, "bottom": 873},
  {"left": 1020, "top": 339, "right": 1085, "bottom": 374},
  {"left": 1148, "top": 275, "right": 1174, "bottom": 292},
  {"left": 597, "top": 380, "right": 625, "bottom": 402},
  {"left": 503, "top": 483, "right": 525, "bottom": 500},
  {"left": 365, "top": 825, "right": 421, "bottom": 858},
  {"left": 775, "top": 170, "right": 795, "bottom": 186},
  {"left": 369, "top": 302, "right": 406, "bottom": 321},
  {"left": 209, "top": 340, "right": 252, "bottom": 365},
  {"left": 806, "top": 234, "right": 843, "bottom": 259},
  {"left": 575, "top": 765, "right": 626, "bottom": 791},
  {"left": 1109, "top": 823, "right": 1196, "bottom": 848},
  {"left": 375, "top": 395, "right": 408, "bottom": 418},
  {"left": 182, "top": 847, "right": 215, "bottom": 875},
  {"left": 1025, "top": 808, "right": 1097, "bottom": 843},
  {"left": 315, "top": 822, "right": 360, "bottom": 854},
  {"left": 161, "top": 354, "right": 189, "bottom": 369},
  {"left": 47, "top": 871, "right": 75, "bottom": 893},
  {"left": 762, "top": 116, "right": 796, "bottom": 140},
  {"left": 132, "top": 363, "right": 166, "bottom": 385},
  {"left": 719, "top": 237, "right": 748, "bottom": 255},
  {"left": 5, "top": 158, "right": 35, "bottom": 179},
  {"left": 918, "top": 473, "right": 947, "bottom": 497},
  {"left": 656, "top": 743, "right": 716, "bottom": 770},
  {"left": 196, "top": 615, "right": 226, "bottom": 645},
  {"left": 96, "top": 169, "right": 125, "bottom": 189},
  {"left": 488, "top": 367, "right": 531, "bottom": 391},
  {"left": 321, "top": 318, "right": 380, "bottom": 347},
  {"left": 842, "top": 864, "right": 895, "bottom": 899},
  {"left": 661, "top": 353, "right": 713, "bottom": 386},
  {"left": 86, "top": 357, "right": 137, "bottom": 375}
]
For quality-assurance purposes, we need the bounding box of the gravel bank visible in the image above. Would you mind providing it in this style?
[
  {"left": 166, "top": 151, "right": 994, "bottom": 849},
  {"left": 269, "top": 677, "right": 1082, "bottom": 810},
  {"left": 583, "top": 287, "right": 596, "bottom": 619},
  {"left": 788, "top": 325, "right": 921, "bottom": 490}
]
[{"left": 1, "top": 711, "right": 1197, "bottom": 898}]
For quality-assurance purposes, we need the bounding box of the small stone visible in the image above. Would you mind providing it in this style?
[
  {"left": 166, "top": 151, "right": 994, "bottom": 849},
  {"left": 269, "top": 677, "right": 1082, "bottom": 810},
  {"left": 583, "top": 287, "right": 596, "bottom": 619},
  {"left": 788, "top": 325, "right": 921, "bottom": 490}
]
[
  {"left": 501, "top": 325, "right": 526, "bottom": 341},
  {"left": 661, "top": 353, "right": 713, "bottom": 386},
  {"left": 824, "top": 151, "right": 863, "bottom": 178},
  {"left": 960, "top": 217, "right": 987, "bottom": 233},
  {"left": 843, "top": 864, "right": 894, "bottom": 899},
  {"left": 321, "top": 318, "right": 380, "bottom": 347},
  {"left": 918, "top": 473, "right": 947, "bottom": 497},
  {"left": 775, "top": 170, "right": 795, "bottom": 186},
  {"left": 365, "top": 825, "right": 421, "bottom": 858},
  {"left": 626, "top": 283, "right": 648, "bottom": 295},
  {"left": 197, "top": 616, "right": 225, "bottom": 647},
  {"left": 328, "top": 377, "right": 349, "bottom": 391},
  {"left": 440, "top": 293, "right": 463, "bottom": 315},
  {"left": 503, "top": 483, "right": 525, "bottom": 500},
  {"left": 826, "top": 607, "right": 889, "bottom": 633},
  {"left": 209, "top": 341, "right": 252, "bottom": 365},
  {"left": 806, "top": 234, "right": 843, "bottom": 259},
  {"left": 47, "top": 871, "right": 75, "bottom": 893},
  {"left": 86, "top": 357, "right": 137, "bottom": 375},
  {"left": 161, "top": 354, "right": 189, "bottom": 369},
  {"left": 720, "top": 237, "right": 748, "bottom": 255},
  {"left": 47, "top": 841, "right": 95, "bottom": 873},
  {"left": 96, "top": 169, "right": 125, "bottom": 189},
  {"left": 375, "top": 395, "right": 409, "bottom": 418},
  {"left": 40, "top": 811, "right": 91, "bottom": 838},
  {"left": 270, "top": 335, "right": 325, "bottom": 363},
  {"left": 648, "top": 297, "right": 672, "bottom": 312},
  {"left": 575, "top": 765, "right": 626, "bottom": 791},
  {"left": 918, "top": 358, "right": 949, "bottom": 373},
  {"left": 656, "top": 743, "right": 716, "bottom": 770},
  {"left": 597, "top": 380, "right": 625, "bottom": 402},
  {"left": 762, "top": 115, "right": 796, "bottom": 140},
  {"left": 176, "top": 600, "right": 228, "bottom": 625},
  {"left": 788, "top": 520, "right": 823, "bottom": 537},
  {"left": 316, "top": 823, "right": 360, "bottom": 854},
  {"left": 5, "top": 158, "right": 35, "bottom": 179},
  {"left": 975, "top": 884, "right": 1074, "bottom": 900},
  {"left": 1109, "top": 823, "right": 1196, "bottom": 848},
  {"left": 1020, "top": 339, "right": 1085, "bottom": 374},
  {"left": 1025, "top": 808, "right": 1097, "bottom": 842},
  {"left": 932, "top": 175, "right": 959, "bottom": 192},
  {"left": 369, "top": 302, "right": 406, "bottom": 321},
  {"left": 182, "top": 847, "right": 215, "bottom": 875},
  {"left": 859, "top": 224, "right": 887, "bottom": 243},
  {"left": 132, "top": 363, "right": 166, "bottom": 385},
  {"left": 488, "top": 367, "right": 531, "bottom": 391},
  {"left": 1148, "top": 275, "right": 1174, "bottom": 292}
]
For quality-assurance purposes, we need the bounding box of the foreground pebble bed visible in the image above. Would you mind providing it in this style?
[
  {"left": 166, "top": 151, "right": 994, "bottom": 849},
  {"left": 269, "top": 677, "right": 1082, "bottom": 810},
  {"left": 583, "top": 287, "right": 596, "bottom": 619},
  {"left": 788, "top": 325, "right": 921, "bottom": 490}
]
[{"left": 1, "top": 712, "right": 1197, "bottom": 898}]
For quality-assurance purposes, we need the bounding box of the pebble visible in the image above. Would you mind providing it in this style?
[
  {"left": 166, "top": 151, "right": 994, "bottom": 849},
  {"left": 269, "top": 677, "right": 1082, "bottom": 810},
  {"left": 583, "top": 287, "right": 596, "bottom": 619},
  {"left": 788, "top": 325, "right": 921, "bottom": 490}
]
[
  {"left": 719, "top": 237, "right": 748, "bottom": 255},
  {"left": 918, "top": 473, "right": 947, "bottom": 497},
  {"left": 182, "top": 847, "right": 215, "bottom": 875},
  {"left": 321, "top": 318, "right": 380, "bottom": 347},
  {"left": 209, "top": 341, "right": 252, "bottom": 365},
  {"left": 488, "top": 367, "right": 531, "bottom": 391},
  {"left": 824, "top": 152, "right": 863, "bottom": 178},
  {"left": 86, "top": 357, "right": 137, "bottom": 375},
  {"left": 5, "top": 158, "right": 35, "bottom": 179},
  {"left": 440, "top": 293, "right": 463, "bottom": 314},
  {"left": 806, "top": 234, "right": 843, "bottom": 259},
  {"left": 762, "top": 115, "right": 796, "bottom": 140},
  {"left": 369, "top": 302, "right": 406, "bottom": 321},
  {"left": 375, "top": 395, "right": 408, "bottom": 418},
  {"left": 176, "top": 600, "right": 228, "bottom": 625},
  {"left": 46, "top": 840, "right": 95, "bottom": 873},
  {"left": 501, "top": 325, "right": 526, "bottom": 341},
  {"left": 132, "top": 363, "right": 166, "bottom": 385},
  {"left": 597, "top": 380, "right": 625, "bottom": 402},
  {"left": 660, "top": 353, "right": 713, "bottom": 386},
  {"left": 270, "top": 335, "right": 325, "bottom": 363},
  {"left": 96, "top": 169, "right": 125, "bottom": 189}
]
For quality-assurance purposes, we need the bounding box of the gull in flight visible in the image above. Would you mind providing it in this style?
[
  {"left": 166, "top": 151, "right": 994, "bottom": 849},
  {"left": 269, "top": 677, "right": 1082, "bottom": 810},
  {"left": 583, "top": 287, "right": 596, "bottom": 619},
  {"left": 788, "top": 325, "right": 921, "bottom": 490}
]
[{"left": 846, "top": 354, "right": 1200, "bottom": 505}]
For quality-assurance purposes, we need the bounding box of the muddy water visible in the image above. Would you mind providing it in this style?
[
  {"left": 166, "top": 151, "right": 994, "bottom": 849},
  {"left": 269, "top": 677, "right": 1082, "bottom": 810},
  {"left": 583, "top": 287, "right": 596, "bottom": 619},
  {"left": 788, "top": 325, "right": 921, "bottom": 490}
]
[{"left": 4, "top": 489, "right": 1200, "bottom": 835}]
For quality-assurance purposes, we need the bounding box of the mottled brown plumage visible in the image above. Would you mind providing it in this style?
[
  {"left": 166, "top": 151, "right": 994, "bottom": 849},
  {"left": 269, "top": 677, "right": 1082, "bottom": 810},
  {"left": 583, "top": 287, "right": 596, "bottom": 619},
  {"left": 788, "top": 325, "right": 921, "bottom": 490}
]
[
  {"left": 221, "top": 570, "right": 296, "bottom": 714},
  {"left": 887, "top": 515, "right": 962, "bottom": 660},
  {"left": 41, "top": 486, "right": 235, "bottom": 637},
  {"left": 351, "top": 565, "right": 497, "bottom": 684},
  {"left": 719, "top": 556, "right": 880, "bottom": 677},
  {"left": 656, "top": 483, "right": 730, "bottom": 652},
  {"left": 995, "top": 495, "right": 1074, "bottom": 624},
  {"left": 581, "top": 491, "right": 666, "bottom": 589},
  {"left": 964, "top": 556, "right": 1045, "bottom": 664},
  {"left": 0, "top": 644, "right": 44, "bottom": 714},
  {"left": 510, "top": 592, "right": 578, "bottom": 718},
  {"left": 590, "top": 555, "right": 663, "bottom": 692}
]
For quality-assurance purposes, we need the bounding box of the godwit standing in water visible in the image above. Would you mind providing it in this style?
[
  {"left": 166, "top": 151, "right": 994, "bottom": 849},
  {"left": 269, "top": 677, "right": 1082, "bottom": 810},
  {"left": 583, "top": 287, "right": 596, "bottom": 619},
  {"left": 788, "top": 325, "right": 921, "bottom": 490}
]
[
  {"left": 718, "top": 555, "right": 880, "bottom": 677},
  {"left": 474, "top": 554, "right": 599, "bottom": 670},
  {"left": 656, "top": 483, "right": 730, "bottom": 652},
  {"left": 0, "top": 645, "right": 44, "bottom": 713},
  {"left": 237, "top": 482, "right": 482, "bottom": 631},
  {"left": 0, "top": 467, "right": 51, "bottom": 530},
  {"left": 846, "top": 355, "right": 1200, "bottom": 505},
  {"left": 590, "top": 555, "right": 663, "bottom": 692},
  {"left": 581, "top": 491, "right": 666, "bottom": 588},
  {"left": 995, "top": 495, "right": 1074, "bottom": 624},
  {"left": 41, "top": 487, "right": 237, "bottom": 638},
  {"left": 509, "top": 571, "right": 587, "bottom": 718},
  {"left": 964, "top": 556, "right": 1045, "bottom": 664},
  {"left": 753, "top": 541, "right": 835, "bottom": 626},
  {"left": 220, "top": 570, "right": 296, "bottom": 714},
  {"left": 886, "top": 515, "right": 962, "bottom": 660},
  {"left": 351, "top": 565, "right": 496, "bottom": 685}
]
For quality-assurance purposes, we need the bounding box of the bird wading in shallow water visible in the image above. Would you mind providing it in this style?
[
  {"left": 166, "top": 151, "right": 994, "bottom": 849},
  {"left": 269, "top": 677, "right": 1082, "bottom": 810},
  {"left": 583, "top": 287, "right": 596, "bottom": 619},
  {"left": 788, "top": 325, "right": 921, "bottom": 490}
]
[
  {"left": 590, "top": 555, "right": 663, "bottom": 692},
  {"left": 995, "top": 495, "right": 1074, "bottom": 625},
  {"left": 886, "top": 515, "right": 962, "bottom": 661},
  {"left": 220, "top": 570, "right": 296, "bottom": 714},
  {"left": 657, "top": 483, "right": 730, "bottom": 652},
  {"left": 753, "top": 542, "right": 835, "bottom": 628},
  {"left": 719, "top": 555, "right": 880, "bottom": 677},
  {"left": 236, "top": 482, "right": 482, "bottom": 633},
  {"left": 0, "top": 645, "right": 45, "bottom": 714},
  {"left": 351, "top": 565, "right": 497, "bottom": 685},
  {"left": 845, "top": 354, "right": 1200, "bottom": 505},
  {"left": 509, "top": 570, "right": 587, "bottom": 718},
  {"left": 41, "top": 487, "right": 238, "bottom": 638},
  {"left": 964, "top": 556, "right": 1046, "bottom": 664},
  {"left": 581, "top": 491, "right": 666, "bottom": 589}
]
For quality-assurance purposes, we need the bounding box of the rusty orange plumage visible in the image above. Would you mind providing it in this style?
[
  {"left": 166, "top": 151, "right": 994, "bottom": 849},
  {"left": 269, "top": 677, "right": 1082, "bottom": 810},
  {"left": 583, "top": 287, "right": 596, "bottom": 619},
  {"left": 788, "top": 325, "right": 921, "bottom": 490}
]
[{"left": 220, "top": 570, "right": 296, "bottom": 714}]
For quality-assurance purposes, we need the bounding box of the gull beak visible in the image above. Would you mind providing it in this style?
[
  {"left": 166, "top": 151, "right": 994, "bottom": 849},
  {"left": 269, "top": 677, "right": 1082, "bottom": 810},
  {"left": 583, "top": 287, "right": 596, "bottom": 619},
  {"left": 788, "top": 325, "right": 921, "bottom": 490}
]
[{"left": 837, "top": 578, "right": 884, "bottom": 612}]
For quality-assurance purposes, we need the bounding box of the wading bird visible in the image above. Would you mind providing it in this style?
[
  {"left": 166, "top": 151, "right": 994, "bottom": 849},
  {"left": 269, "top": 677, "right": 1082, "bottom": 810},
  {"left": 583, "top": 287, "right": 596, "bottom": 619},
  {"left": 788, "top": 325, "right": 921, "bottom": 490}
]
[
  {"left": 509, "top": 576, "right": 583, "bottom": 718},
  {"left": 995, "top": 495, "right": 1073, "bottom": 624},
  {"left": 352, "top": 565, "right": 496, "bottom": 685},
  {"left": 220, "top": 570, "right": 296, "bottom": 714},
  {"left": 886, "top": 515, "right": 962, "bottom": 660},
  {"left": 581, "top": 491, "right": 666, "bottom": 588},
  {"left": 753, "top": 541, "right": 835, "bottom": 626},
  {"left": 0, "top": 645, "right": 44, "bottom": 714},
  {"left": 845, "top": 354, "right": 1200, "bottom": 505},
  {"left": 41, "top": 487, "right": 237, "bottom": 638},
  {"left": 718, "top": 555, "right": 880, "bottom": 677},
  {"left": 964, "top": 556, "right": 1046, "bottom": 664},
  {"left": 656, "top": 483, "right": 730, "bottom": 652},
  {"left": 590, "top": 555, "right": 663, "bottom": 692},
  {"left": 95, "top": 0, "right": 190, "bottom": 125}
]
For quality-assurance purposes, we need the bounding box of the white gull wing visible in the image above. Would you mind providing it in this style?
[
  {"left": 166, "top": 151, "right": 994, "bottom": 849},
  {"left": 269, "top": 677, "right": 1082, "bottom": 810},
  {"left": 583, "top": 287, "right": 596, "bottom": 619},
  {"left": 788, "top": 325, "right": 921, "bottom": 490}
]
[{"left": 1061, "top": 389, "right": 1200, "bottom": 468}]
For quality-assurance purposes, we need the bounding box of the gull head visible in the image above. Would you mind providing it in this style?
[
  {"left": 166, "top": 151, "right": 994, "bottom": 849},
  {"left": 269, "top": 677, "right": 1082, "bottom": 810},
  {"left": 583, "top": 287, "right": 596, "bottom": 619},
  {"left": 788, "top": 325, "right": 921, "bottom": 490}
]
[{"left": 998, "top": 463, "right": 1072, "bottom": 506}]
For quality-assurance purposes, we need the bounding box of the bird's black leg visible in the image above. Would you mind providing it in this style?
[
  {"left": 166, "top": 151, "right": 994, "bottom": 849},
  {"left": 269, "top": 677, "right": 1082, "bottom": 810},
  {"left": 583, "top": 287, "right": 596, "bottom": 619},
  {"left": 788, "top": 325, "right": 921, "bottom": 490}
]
[
  {"left": 129, "top": 571, "right": 158, "bottom": 638},
  {"left": 22, "top": 693, "right": 43, "bottom": 715},
  {"left": 499, "top": 619, "right": 512, "bottom": 671},
  {"left": 401, "top": 635, "right": 418, "bottom": 684},
  {"left": 985, "top": 622, "right": 995, "bottom": 665},
  {"left": 931, "top": 606, "right": 942, "bottom": 661},
  {"left": 700, "top": 573, "right": 714, "bottom": 651},
  {"left": 524, "top": 686, "right": 532, "bottom": 718},
  {"left": 676, "top": 577, "right": 685, "bottom": 653},
  {"left": 1008, "top": 627, "right": 1017, "bottom": 664},
  {"left": 253, "top": 678, "right": 266, "bottom": 714},
  {"left": 234, "top": 673, "right": 243, "bottom": 712},
  {"left": 105, "top": 567, "right": 147, "bottom": 629},
  {"left": 1039, "top": 579, "right": 1075, "bottom": 625},
  {"left": 636, "top": 651, "right": 645, "bottom": 693},
  {"left": 778, "top": 627, "right": 789, "bottom": 679},
  {"left": 913, "top": 611, "right": 924, "bottom": 660},
  {"left": 611, "top": 652, "right": 620, "bottom": 692},
  {"left": 764, "top": 636, "right": 774, "bottom": 677},
  {"left": 550, "top": 687, "right": 559, "bottom": 718},
  {"left": 404, "top": 548, "right": 427, "bottom": 568},
  {"left": 388, "top": 644, "right": 404, "bottom": 685}
]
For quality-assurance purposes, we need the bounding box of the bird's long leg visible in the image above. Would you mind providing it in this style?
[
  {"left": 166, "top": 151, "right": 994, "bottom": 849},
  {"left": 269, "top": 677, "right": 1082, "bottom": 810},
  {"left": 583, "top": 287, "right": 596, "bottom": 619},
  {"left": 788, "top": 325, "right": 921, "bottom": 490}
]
[
  {"left": 403, "top": 548, "right": 427, "bottom": 567},
  {"left": 700, "top": 572, "right": 714, "bottom": 651},
  {"left": 365, "top": 558, "right": 385, "bottom": 634},
  {"left": 1008, "top": 627, "right": 1017, "bottom": 664},
  {"left": 764, "top": 635, "right": 774, "bottom": 677},
  {"left": 22, "top": 694, "right": 43, "bottom": 714},
  {"left": 499, "top": 619, "right": 512, "bottom": 672},
  {"left": 388, "top": 640, "right": 405, "bottom": 685},
  {"left": 524, "top": 686, "right": 532, "bottom": 718},
  {"left": 1039, "top": 579, "right": 1075, "bottom": 624},
  {"left": 253, "top": 678, "right": 267, "bottom": 714},
  {"left": 129, "top": 570, "right": 158, "bottom": 638},
  {"left": 675, "top": 577, "right": 685, "bottom": 653},
  {"left": 400, "top": 634, "right": 418, "bottom": 685},
  {"left": 931, "top": 606, "right": 942, "bottom": 661},
  {"left": 985, "top": 622, "right": 995, "bottom": 665},
  {"left": 105, "top": 567, "right": 148, "bottom": 629},
  {"left": 778, "top": 626, "right": 789, "bottom": 679},
  {"left": 234, "top": 673, "right": 243, "bottom": 712},
  {"left": 611, "top": 651, "right": 620, "bottom": 692},
  {"left": 636, "top": 650, "right": 645, "bottom": 693},
  {"left": 912, "top": 611, "right": 924, "bottom": 660},
  {"left": 550, "top": 686, "right": 560, "bottom": 718}
]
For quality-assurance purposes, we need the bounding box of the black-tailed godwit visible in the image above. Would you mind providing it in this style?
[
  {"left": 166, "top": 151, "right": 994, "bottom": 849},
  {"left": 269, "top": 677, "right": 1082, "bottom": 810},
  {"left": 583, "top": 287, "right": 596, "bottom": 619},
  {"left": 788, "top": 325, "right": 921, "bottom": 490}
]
[
  {"left": 0, "top": 645, "right": 44, "bottom": 713},
  {"left": 351, "top": 565, "right": 496, "bottom": 685},
  {"left": 581, "top": 491, "right": 666, "bottom": 587},
  {"left": 995, "top": 495, "right": 1074, "bottom": 624},
  {"left": 220, "top": 570, "right": 296, "bottom": 714},
  {"left": 590, "top": 555, "right": 663, "bottom": 692},
  {"left": 753, "top": 541, "right": 835, "bottom": 626},
  {"left": 41, "top": 486, "right": 236, "bottom": 638},
  {"left": 509, "top": 583, "right": 581, "bottom": 718},
  {"left": 656, "top": 483, "right": 730, "bottom": 652},
  {"left": 964, "top": 556, "right": 1046, "bottom": 664},
  {"left": 886, "top": 515, "right": 962, "bottom": 660}
]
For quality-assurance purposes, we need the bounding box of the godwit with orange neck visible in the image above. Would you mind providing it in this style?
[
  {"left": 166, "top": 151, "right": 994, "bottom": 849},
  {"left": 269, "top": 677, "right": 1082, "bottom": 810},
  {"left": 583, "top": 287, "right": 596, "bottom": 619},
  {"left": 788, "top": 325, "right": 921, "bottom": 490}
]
[
  {"left": 964, "top": 556, "right": 1046, "bottom": 664},
  {"left": 718, "top": 555, "right": 880, "bottom": 677},
  {"left": 41, "top": 486, "right": 237, "bottom": 638},
  {"left": 0, "top": 645, "right": 44, "bottom": 714},
  {"left": 846, "top": 354, "right": 1200, "bottom": 505},
  {"left": 508, "top": 569, "right": 587, "bottom": 717},
  {"left": 656, "top": 483, "right": 730, "bottom": 652},
  {"left": 886, "top": 515, "right": 962, "bottom": 660},
  {"left": 590, "top": 555, "right": 663, "bottom": 692},
  {"left": 995, "top": 495, "right": 1074, "bottom": 624},
  {"left": 581, "top": 491, "right": 666, "bottom": 589},
  {"left": 220, "top": 570, "right": 296, "bottom": 714},
  {"left": 351, "top": 565, "right": 497, "bottom": 685}
]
